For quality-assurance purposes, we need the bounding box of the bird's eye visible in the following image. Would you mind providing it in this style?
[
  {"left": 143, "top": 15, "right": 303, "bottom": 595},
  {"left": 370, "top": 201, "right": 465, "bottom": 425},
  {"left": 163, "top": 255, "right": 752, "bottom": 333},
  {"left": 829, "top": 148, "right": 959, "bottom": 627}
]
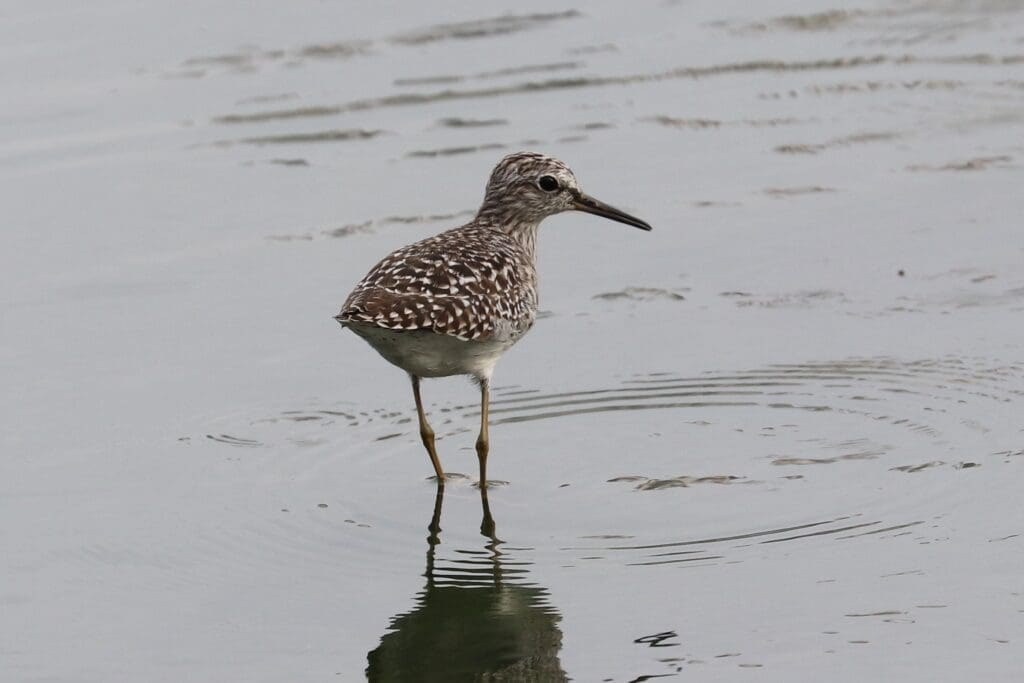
[{"left": 538, "top": 175, "right": 559, "bottom": 192}]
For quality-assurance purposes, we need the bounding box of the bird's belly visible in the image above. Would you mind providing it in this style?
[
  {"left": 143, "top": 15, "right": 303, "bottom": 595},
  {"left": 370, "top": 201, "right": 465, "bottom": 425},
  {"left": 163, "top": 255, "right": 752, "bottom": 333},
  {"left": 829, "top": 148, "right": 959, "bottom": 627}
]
[{"left": 345, "top": 323, "right": 520, "bottom": 380}]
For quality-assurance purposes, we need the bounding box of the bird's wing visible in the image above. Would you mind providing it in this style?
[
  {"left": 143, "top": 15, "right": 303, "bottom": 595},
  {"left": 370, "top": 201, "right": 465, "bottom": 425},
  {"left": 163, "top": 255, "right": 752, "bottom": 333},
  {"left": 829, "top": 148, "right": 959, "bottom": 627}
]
[{"left": 336, "top": 229, "right": 535, "bottom": 342}]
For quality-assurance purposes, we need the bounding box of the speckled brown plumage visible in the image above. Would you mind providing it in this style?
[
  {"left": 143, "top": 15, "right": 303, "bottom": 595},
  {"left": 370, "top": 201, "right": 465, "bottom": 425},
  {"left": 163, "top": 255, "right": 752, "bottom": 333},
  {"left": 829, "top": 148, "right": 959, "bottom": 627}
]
[{"left": 338, "top": 224, "right": 537, "bottom": 343}]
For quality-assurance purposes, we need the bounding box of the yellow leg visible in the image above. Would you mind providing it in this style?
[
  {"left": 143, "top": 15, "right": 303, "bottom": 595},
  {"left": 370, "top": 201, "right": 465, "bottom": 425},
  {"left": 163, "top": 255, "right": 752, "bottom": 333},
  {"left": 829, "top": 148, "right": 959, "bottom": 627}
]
[
  {"left": 411, "top": 375, "right": 444, "bottom": 480},
  {"left": 475, "top": 378, "right": 490, "bottom": 488}
]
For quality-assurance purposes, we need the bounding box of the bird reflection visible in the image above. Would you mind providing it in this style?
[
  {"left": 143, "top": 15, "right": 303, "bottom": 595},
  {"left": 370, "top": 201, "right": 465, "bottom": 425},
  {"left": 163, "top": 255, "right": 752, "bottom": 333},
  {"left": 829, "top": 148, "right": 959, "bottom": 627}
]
[{"left": 366, "top": 484, "right": 567, "bottom": 682}]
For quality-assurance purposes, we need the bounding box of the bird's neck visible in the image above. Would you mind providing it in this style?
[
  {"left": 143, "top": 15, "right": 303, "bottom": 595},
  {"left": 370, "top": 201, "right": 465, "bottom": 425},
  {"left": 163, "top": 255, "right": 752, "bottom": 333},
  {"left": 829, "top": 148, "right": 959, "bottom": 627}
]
[
  {"left": 503, "top": 221, "right": 540, "bottom": 262},
  {"left": 475, "top": 204, "right": 542, "bottom": 263}
]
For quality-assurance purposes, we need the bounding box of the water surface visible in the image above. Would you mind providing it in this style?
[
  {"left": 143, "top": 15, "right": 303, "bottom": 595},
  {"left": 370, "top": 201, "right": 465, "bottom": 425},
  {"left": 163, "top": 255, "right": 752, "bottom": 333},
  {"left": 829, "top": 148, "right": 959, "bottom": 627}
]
[{"left": 3, "top": 1, "right": 1023, "bottom": 680}]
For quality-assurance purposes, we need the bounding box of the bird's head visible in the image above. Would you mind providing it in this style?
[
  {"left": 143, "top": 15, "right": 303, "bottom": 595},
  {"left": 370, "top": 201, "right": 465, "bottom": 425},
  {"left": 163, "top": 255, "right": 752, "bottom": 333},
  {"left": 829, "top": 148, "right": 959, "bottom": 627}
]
[{"left": 478, "top": 152, "right": 652, "bottom": 231}]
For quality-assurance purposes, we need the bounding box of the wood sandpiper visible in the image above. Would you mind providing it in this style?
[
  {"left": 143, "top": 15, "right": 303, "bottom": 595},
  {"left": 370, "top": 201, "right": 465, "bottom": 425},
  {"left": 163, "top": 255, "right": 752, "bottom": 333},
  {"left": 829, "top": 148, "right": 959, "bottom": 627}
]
[{"left": 336, "top": 152, "right": 651, "bottom": 486}]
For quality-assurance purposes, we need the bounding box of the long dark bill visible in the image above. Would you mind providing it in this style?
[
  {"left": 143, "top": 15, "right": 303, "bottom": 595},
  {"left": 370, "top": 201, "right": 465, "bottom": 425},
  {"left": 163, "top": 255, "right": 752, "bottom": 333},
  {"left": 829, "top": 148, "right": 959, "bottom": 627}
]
[{"left": 572, "top": 191, "right": 652, "bottom": 231}]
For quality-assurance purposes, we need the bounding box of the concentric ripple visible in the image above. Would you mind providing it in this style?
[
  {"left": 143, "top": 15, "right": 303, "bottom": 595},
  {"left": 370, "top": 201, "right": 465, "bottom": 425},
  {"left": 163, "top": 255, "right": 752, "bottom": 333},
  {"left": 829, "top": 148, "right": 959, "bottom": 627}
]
[
  {"left": 471, "top": 356, "right": 1021, "bottom": 569},
  {"left": 480, "top": 356, "right": 1022, "bottom": 429},
  {"left": 198, "top": 356, "right": 1022, "bottom": 574}
]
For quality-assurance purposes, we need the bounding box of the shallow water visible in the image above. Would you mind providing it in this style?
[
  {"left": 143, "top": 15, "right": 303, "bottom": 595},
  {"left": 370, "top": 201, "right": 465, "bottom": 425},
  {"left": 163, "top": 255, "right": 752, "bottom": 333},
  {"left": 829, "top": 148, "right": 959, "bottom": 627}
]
[{"left": 3, "top": 1, "right": 1024, "bottom": 680}]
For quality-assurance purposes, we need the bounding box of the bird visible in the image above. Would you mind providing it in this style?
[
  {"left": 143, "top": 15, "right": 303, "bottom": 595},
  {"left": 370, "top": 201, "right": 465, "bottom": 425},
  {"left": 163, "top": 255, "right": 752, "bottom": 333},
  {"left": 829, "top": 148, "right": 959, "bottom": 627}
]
[{"left": 335, "top": 152, "right": 651, "bottom": 487}]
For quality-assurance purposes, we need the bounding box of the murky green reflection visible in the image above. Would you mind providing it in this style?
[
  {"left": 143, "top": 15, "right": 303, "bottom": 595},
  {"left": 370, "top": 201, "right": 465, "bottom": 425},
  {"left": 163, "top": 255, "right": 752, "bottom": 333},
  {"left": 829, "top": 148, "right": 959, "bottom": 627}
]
[{"left": 366, "top": 486, "right": 566, "bottom": 682}]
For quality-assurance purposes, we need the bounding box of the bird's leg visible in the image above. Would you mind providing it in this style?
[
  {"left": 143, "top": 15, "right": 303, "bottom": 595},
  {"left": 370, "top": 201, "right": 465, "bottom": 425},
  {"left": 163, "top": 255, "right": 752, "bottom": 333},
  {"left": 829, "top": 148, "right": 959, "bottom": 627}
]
[
  {"left": 475, "top": 378, "right": 490, "bottom": 488},
  {"left": 411, "top": 375, "right": 444, "bottom": 481}
]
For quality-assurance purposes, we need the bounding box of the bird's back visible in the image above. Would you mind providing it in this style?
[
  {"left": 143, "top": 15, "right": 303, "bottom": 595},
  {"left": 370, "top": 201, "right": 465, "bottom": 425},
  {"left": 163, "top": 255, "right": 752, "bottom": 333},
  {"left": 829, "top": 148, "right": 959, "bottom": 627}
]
[{"left": 337, "top": 224, "right": 539, "bottom": 344}]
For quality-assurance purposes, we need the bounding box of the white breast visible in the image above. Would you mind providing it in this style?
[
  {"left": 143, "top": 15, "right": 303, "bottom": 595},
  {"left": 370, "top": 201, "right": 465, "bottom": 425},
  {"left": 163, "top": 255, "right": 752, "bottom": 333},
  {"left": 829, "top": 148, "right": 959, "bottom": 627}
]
[{"left": 345, "top": 323, "right": 521, "bottom": 381}]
